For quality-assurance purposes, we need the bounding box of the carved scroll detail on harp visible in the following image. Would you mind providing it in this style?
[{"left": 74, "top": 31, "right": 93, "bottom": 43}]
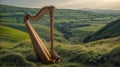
[{"left": 24, "top": 6, "right": 60, "bottom": 64}]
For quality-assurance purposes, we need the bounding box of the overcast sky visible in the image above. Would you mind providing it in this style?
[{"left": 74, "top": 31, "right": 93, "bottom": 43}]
[{"left": 0, "top": 0, "right": 120, "bottom": 10}]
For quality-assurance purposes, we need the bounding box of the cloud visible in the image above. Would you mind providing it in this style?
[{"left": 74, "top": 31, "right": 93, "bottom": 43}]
[
  {"left": 55, "top": 0, "right": 120, "bottom": 9},
  {"left": 56, "top": 0, "right": 86, "bottom": 7},
  {"left": 0, "top": 0, "right": 120, "bottom": 10}
]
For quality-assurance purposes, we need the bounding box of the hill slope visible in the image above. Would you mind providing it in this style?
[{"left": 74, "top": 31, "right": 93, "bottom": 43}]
[
  {"left": 1, "top": 4, "right": 120, "bottom": 43},
  {"left": 0, "top": 25, "right": 30, "bottom": 49},
  {"left": 84, "top": 19, "right": 120, "bottom": 43},
  {"left": 0, "top": 4, "right": 120, "bottom": 67},
  {"left": 0, "top": 25, "right": 29, "bottom": 42}
]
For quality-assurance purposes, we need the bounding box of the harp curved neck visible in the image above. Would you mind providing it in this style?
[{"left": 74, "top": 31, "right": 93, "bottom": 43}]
[{"left": 25, "top": 6, "right": 55, "bottom": 21}]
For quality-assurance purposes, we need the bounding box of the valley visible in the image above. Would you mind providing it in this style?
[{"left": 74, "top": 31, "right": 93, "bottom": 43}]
[{"left": 0, "top": 4, "right": 120, "bottom": 67}]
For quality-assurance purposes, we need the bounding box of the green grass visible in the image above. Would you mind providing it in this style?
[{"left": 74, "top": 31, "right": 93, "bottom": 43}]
[
  {"left": 0, "top": 22, "right": 67, "bottom": 43},
  {"left": 0, "top": 25, "right": 30, "bottom": 50},
  {"left": 0, "top": 4, "right": 120, "bottom": 67},
  {"left": 0, "top": 25, "right": 29, "bottom": 42},
  {"left": 84, "top": 19, "right": 120, "bottom": 43},
  {"left": 55, "top": 36, "right": 120, "bottom": 67},
  {"left": 0, "top": 25, "right": 119, "bottom": 67},
  {"left": 0, "top": 4, "right": 120, "bottom": 44},
  {"left": 0, "top": 40, "right": 16, "bottom": 49},
  {"left": 0, "top": 22, "right": 27, "bottom": 32},
  {"left": 0, "top": 52, "right": 36, "bottom": 66},
  {"left": 0, "top": 36, "right": 120, "bottom": 67},
  {"left": 0, "top": 13, "right": 13, "bottom": 16},
  {"left": 73, "top": 24, "right": 105, "bottom": 32},
  {"left": 0, "top": 17, "right": 17, "bottom": 22}
]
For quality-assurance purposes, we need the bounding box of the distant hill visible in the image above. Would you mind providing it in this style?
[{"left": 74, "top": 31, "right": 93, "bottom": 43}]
[
  {"left": 84, "top": 19, "right": 120, "bottom": 43},
  {"left": 81, "top": 8, "right": 120, "bottom": 15},
  {"left": 1, "top": 4, "right": 120, "bottom": 44},
  {"left": 0, "top": 4, "right": 120, "bottom": 67}
]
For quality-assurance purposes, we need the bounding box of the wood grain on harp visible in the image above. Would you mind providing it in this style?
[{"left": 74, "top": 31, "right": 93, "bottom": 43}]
[{"left": 24, "top": 6, "right": 60, "bottom": 64}]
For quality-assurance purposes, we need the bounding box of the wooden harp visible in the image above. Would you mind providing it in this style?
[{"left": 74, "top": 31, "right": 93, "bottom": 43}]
[{"left": 24, "top": 6, "right": 60, "bottom": 64}]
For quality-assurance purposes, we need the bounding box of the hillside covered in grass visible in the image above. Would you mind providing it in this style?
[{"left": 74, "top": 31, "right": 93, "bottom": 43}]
[
  {"left": 0, "top": 4, "right": 120, "bottom": 43},
  {"left": 0, "top": 24, "right": 120, "bottom": 67},
  {"left": 0, "top": 28, "right": 120, "bottom": 67},
  {"left": 0, "top": 25, "right": 29, "bottom": 49},
  {"left": 84, "top": 19, "right": 120, "bottom": 43},
  {"left": 0, "top": 4, "right": 120, "bottom": 67}
]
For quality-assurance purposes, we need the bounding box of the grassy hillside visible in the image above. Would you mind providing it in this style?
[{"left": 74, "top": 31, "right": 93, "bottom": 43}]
[
  {"left": 0, "top": 4, "right": 120, "bottom": 67},
  {"left": 0, "top": 22, "right": 67, "bottom": 43},
  {"left": 56, "top": 36, "right": 120, "bottom": 67},
  {"left": 0, "top": 25, "right": 29, "bottom": 49},
  {"left": 0, "top": 30, "right": 120, "bottom": 67},
  {"left": 1, "top": 4, "right": 120, "bottom": 43},
  {"left": 84, "top": 19, "right": 120, "bottom": 43},
  {"left": 0, "top": 24, "right": 119, "bottom": 67}
]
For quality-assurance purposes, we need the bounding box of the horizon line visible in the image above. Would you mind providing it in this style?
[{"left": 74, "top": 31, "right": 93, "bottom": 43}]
[{"left": 0, "top": 4, "right": 120, "bottom": 11}]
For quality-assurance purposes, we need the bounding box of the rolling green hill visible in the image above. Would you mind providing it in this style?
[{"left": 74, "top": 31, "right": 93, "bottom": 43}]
[
  {"left": 1, "top": 4, "right": 120, "bottom": 43},
  {"left": 0, "top": 25, "right": 29, "bottom": 49},
  {"left": 56, "top": 36, "right": 120, "bottom": 67},
  {"left": 0, "top": 22, "right": 67, "bottom": 43},
  {"left": 0, "top": 4, "right": 120, "bottom": 67},
  {"left": 0, "top": 27, "right": 120, "bottom": 67},
  {"left": 84, "top": 19, "right": 120, "bottom": 43}
]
